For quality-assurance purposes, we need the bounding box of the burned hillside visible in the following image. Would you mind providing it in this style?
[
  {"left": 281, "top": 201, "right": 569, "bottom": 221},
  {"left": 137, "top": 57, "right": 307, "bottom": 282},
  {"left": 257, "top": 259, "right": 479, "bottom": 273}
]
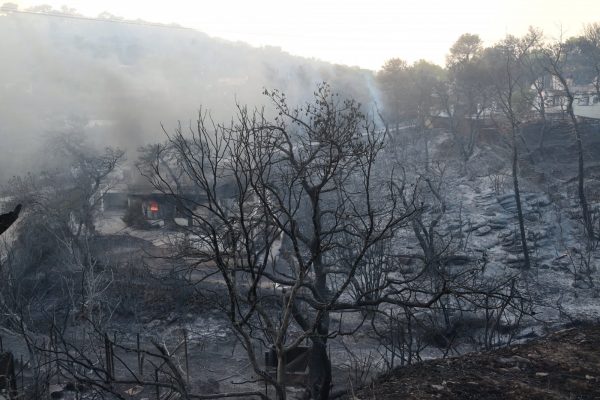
[{"left": 2, "top": 4, "right": 600, "bottom": 400}]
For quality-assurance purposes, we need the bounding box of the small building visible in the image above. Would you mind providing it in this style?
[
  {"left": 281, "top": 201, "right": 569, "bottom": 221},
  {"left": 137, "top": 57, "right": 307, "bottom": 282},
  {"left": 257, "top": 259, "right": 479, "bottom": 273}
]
[
  {"left": 102, "top": 183, "right": 204, "bottom": 226},
  {"left": 543, "top": 79, "right": 600, "bottom": 120},
  {"left": 128, "top": 192, "right": 180, "bottom": 221}
]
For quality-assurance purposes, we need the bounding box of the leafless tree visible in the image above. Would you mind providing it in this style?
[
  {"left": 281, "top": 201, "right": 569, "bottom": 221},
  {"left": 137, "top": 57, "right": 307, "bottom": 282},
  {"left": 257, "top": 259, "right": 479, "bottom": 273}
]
[
  {"left": 542, "top": 36, "right": 595, "bottom": 241},
  {"left": 485, "top": 31, "right": 542, "bottom": 270},
  {"left": 0, "top": 134, "right": 125, "bottom": 397},
  {"left": 139, "top": 83, "right": 542, "bottom": 399},
  {"left": 522, "top": 45, "right": 552, "bottom": 151},
  {"left": 139, "top": 84, "right": 459, "bottom": 399}
]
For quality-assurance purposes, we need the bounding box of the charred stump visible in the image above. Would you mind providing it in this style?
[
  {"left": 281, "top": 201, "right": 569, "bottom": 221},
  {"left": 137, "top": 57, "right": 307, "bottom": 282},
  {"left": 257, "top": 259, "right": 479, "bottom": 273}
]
[{"left": 0, "top": 352, "right": 17, "bottom": 397}]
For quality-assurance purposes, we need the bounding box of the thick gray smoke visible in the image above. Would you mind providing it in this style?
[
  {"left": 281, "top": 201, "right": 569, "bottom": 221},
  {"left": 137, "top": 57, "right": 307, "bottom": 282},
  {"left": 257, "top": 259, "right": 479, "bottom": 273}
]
[{"left": 0, "top": 8, "right": 378, "bottom": 182}]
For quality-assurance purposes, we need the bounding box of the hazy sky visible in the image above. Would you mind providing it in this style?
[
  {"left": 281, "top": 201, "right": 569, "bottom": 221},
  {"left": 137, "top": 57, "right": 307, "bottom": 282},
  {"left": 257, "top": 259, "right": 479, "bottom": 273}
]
[{"left": 10, "top": 0, "right": 599, "bottom": 70}]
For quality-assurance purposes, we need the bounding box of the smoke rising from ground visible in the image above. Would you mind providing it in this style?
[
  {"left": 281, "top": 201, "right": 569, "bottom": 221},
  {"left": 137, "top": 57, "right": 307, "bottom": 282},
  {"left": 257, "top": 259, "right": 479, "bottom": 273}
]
[{"left": 0, "top": 9, "right": 377, "bottom": 182}]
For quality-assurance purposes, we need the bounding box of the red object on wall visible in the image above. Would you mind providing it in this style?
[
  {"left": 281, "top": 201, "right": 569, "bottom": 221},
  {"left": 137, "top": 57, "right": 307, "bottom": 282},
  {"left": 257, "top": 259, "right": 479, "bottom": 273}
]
[{"left": 149, "top": 201, "right": 159, "bottom": 212}]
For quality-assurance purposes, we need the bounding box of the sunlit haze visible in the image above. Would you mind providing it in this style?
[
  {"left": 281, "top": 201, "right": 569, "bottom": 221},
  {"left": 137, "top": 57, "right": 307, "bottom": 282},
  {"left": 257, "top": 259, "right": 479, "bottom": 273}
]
[{"left": 11, "top": 0, "right": 598, "bottom": 70}]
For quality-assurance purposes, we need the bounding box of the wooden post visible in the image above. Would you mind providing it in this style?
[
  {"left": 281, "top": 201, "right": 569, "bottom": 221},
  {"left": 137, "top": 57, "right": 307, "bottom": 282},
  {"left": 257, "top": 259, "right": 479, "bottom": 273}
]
[
  {"left": 111, "top": 339, "right": 115, "bottom": 379},
  {"left": 55, "top": 345, "right": 61, "bottom": 384},
  {"left": 389, "top": 311, "right": 395, "bottom": 369},
  {"left": 155, "top": 368, "right": 160, "bottom": 400},
  {"left": 42, "top": 340, "right": 46, "bottom": 383},
  {"left": 104, "top": 334, "right": 113, "bottom": 383},
  {"left": 137, "top": 333, "right": 142, "bottom": 377},
  {"left": 328, "top": 344, "right": 332, "bottom": 396},
  {"left": 112, "top": 331, "right": 117, "bottom": 378},
  {"left": 183, "top": 328, "right": 189, "bottom": 384},
  {"left": 20, "top": 354, "right": 24, "bottom": 391},
  {"left": 49, "top": 328, "right": 61, "bottom": 385}
]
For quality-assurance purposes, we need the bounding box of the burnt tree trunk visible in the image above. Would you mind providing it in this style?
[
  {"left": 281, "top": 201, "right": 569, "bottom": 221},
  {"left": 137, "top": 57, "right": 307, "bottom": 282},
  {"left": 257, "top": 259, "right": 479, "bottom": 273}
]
[
  {"left": 308, "top": 252, "right": 332, "bottom": 399},
  {"left": 0, "top": 352, "right": 17, "bottom": 397},
  {"left": 538, "top": 118, "right": 547, "bottom": 151},
  {"left": 511, "top": 125, "right": 531, "bottom": 269},
  {"left": 551, "top": 70, "right": 594, "bottom": 240},
  {"left": 567, "top": 100, "right": 594, "bottom": 240},
  {"left": 307, "top": 340, "right": 331, "bottom": 400}
]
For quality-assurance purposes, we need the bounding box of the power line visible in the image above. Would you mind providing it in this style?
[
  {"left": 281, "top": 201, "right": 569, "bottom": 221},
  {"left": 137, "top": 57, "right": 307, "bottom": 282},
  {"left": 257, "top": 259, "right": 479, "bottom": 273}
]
[
  {"left": 0, "top": 7, "right": 192, "bottom": 30},
  {"left": 0, "top": 8, "right": 319, "bottom": 41}
]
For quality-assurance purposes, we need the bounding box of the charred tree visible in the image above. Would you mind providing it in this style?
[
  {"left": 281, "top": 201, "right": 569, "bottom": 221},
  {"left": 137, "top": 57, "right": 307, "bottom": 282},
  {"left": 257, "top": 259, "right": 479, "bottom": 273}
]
[{"left": 544, "top": 39, "right": 595, "bottom": 240}]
